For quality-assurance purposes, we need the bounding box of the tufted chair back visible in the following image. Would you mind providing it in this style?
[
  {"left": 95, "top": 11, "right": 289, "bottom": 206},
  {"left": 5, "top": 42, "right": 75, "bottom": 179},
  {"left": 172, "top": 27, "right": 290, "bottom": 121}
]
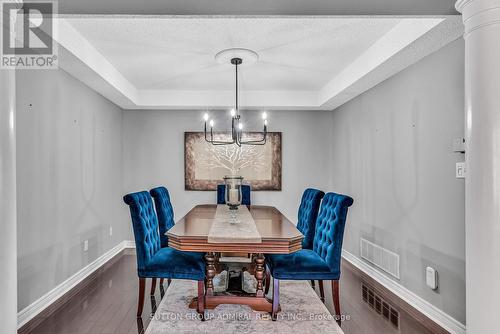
[
  {"left": 150, "top": 186, "right": 175, "bottom": 248},
  {"left": 217, "top": 184, "right": 251, "bottom": 205},
  {"left": 296, "top": 188, "right": 325, "bottom": 249},
  {"left": 123, "top": 191, "right": 161, "bottom": 272},
  {"left": 313, "top": 192, "right": 354, "bottom": 273}
]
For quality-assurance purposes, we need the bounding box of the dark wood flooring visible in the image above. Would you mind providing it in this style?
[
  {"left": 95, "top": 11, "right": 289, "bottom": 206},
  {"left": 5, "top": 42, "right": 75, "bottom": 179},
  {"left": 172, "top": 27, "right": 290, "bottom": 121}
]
[{"left": 23, "top": 253, "right": 445, "bottom": 334}]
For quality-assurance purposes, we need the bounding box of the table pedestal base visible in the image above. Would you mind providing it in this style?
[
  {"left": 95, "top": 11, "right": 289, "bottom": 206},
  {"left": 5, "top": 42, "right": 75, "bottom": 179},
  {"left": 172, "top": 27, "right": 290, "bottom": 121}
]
[
  {"left": 189, "top": 294, "right": 280, "bottom": 313},
  {"left": 191, "top": 252, "right": 280, "bottom": 314}
]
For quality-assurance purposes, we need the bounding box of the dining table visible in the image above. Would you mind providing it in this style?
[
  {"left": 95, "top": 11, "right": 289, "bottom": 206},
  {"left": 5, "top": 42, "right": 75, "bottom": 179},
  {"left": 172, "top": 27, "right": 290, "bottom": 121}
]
[{"left": 167, "top": 204, "right": 303, "bottom": 313}]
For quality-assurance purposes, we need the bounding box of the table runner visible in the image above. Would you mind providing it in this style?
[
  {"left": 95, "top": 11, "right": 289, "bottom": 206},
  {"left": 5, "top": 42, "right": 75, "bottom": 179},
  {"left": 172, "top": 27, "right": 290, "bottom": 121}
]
[{"left": 207, "top": 205, "right": 262, "bottom": 243}]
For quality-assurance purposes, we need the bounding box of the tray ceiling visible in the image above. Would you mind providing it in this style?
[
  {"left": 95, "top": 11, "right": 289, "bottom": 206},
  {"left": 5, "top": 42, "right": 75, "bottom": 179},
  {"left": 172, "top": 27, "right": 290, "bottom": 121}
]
[{"left": 54, "top": 16, "right": 463, "bottom": 110}]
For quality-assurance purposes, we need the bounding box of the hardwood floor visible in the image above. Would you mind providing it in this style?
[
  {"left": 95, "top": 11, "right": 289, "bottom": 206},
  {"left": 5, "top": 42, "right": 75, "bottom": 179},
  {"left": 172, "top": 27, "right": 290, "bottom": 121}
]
[{"left": 23, "top": 253, "right": 445, "bottom": 334}]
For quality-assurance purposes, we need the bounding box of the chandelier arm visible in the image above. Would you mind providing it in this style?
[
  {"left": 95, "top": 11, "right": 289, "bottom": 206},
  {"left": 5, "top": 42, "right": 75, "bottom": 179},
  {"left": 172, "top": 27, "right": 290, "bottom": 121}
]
[
  {"left": 232, "top": 117, "right": 237, "bottom": 141},
  {"left": 239, "top": 137, "right": 267, "bottom": 145},
  {"left": 234, "top": 132, "right": 242, "bottom": 147},
  {"left": 238, "top": 125, "right": 267, "bottom": 144},
  {"left": 204, "top": 122, "right": 209, "bottom": 142},
  {"left": 240, "top": 137, "right": 267, "bottom": 145},
  {"left": 206, "top": 138, "right": 237, "bottom": 145},
  {"left": 238, "top": 132, "right": 267, "bottom": 142},
  {"left": 212, "top": 140, "right": 236, "bottom": 145},
  {"left": 206, "top": 137, "right": 236, "bottom": 145},
  {"left": 236, "top": 61, "right": 238, "bottom": 114},
  {"left": 240, "top": 141, "right": 266, "bottom": 145},
  {"left": 207, "top": 126, "right": 235, "bottom": 145}
]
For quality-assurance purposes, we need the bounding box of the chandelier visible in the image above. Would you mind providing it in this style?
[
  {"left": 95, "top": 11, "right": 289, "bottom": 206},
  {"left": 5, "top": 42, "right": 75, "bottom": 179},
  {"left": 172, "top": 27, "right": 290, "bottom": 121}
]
[{"left": 203, "top": 50, "right": 268, "bottom": 146}]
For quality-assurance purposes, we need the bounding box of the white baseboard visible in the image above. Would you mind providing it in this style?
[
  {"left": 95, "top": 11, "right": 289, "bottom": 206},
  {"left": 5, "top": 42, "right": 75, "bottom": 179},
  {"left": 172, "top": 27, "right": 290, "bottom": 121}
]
[
  {"left": 123, "top": 240, "right": 136, "bottom": 248},
  {"left": 17, "top": 240, "right": 136, "bottom": 329},
  {"left": 342, "top": 250, "right": 466, "bottom": 334}
]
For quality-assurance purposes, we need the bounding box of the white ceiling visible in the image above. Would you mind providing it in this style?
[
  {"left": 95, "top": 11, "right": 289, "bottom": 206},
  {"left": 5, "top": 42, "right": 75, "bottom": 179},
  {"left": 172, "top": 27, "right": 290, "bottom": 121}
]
[
  {"left": 54, "top": 15, "right": 463, "bottom": 110},
  {"left": 58, "top": 0, "right": 459, "bottom": 15},
  {"left": 66, "top": 17, "right": 401, "bottom": 91}
]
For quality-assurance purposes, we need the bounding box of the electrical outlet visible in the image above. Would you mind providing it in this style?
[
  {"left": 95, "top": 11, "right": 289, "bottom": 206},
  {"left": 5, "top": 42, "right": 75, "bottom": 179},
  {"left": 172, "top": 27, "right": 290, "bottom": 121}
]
[
  {"left": 83, "top": 240, "right": 89, "bottom": 252},
  {"left": 109, "top": 226, "right": 113, "bottom": 237},
  {"left": 426, "top": 267, "right": 438, "bottom": 290}
]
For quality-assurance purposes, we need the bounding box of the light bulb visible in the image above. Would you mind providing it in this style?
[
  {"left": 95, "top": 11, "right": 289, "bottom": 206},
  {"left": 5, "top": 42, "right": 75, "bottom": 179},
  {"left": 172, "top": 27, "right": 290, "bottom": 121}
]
[
  {"left": 209, "top": 119, "right": 214, "bottom": 127},
  {"left": 238, "top": 122, "right": 243, "bottom": 130},
  {"left": 262, "top": 111, "right": 268, "bottom": 120},
  {"left": 203, "top": 113, "right": 209, "bottom": 121},
  {"left": 230, "top": 108, "right": 236, "bottom": 117},
  {"left": 264, "top": 119, "right": 268, "bottom": 126}
]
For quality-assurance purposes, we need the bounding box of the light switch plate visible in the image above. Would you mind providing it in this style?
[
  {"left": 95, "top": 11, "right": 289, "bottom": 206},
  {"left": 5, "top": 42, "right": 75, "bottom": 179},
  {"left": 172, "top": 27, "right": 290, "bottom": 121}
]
[
  {"left": 83, "top": 240, "right": 89, "bottom": 252},
  {"left": 453, "top": 138, "right": 466, "bottom": 153},
  {"left": 426, "top": 267, "right": 438, "bottom": 290},
  {"left": 456, "top": 162, "right": 466, "bottom": 179}
]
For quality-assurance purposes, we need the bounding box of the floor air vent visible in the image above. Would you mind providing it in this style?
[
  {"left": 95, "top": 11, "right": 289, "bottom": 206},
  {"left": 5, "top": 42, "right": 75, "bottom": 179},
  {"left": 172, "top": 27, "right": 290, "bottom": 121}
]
[
  {"left": 360, "top": 238, "right": 400, "bottom": 279},
  {"left": 362, "top": 283, "right": 400, "bottom": 329}
]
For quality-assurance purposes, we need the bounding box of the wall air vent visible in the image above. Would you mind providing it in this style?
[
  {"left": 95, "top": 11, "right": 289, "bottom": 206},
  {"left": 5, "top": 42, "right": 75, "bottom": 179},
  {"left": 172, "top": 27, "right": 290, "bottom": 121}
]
[
  {"left": 362, "top": 283, "right": 400, "bottom": 329},
  {"left": 360, "top": 238, "right": 400, "bottom": 279}
]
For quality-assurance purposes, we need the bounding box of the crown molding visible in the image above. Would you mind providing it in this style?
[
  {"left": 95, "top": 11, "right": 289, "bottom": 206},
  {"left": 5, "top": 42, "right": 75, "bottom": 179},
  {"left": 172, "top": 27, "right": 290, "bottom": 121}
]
[{"left": 455, "top": 0, "right": 473, "bottom": 13}]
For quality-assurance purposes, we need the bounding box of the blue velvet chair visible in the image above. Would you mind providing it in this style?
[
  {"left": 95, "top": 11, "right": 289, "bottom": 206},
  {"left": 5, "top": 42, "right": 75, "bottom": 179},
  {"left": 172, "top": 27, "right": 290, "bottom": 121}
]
[
  {"left": 150, "top": 186, "right": 175, "bottom": 248},
  {"left": 217, "top": 184, "right": 251, "bottom": 205},
  {"left": 265, "top": 188, "right": 324, "bottom": 295},
  {"left": 149, "top": 186, "right": 175, "bottom": 291},
  {"left": 265, "top": 192, "right": 354, "bottom": 324},
  {"left": 123, "top": 191, "right": 206, "bottom": 318},
  {"left": 296, "top": 188, "right": 325, "bottom": 250}
]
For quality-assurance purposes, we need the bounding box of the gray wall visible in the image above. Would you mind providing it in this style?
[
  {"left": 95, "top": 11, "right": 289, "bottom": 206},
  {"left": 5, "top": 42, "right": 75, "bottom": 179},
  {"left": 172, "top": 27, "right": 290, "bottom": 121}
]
[
  {"left": 328, "top": 38, "right": 465, "bottom": 323},
  {"left": 1, "top": 69, "right": 18, "bottom": 334},
  {"left": 122, "top": 109, "right": 333, "bottom": 229},
  {"left": 16, "top": 69, "right": 128, "bottom": 311}
]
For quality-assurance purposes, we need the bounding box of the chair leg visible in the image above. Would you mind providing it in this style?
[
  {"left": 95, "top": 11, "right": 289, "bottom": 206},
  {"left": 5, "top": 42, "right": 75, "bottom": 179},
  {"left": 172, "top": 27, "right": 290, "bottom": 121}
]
[
  {"left": 332, "top": 280, "right": 341, "bottom": 327},
  {"left": 197, "top": 280, "right": 205, "bottom": 321},
  {"left": 318, "top": 280, "right": 325, "bottom": 303},
  {"left": 159, "top": 278, "right": 165, "bottom": 298},
  {"left": 271, "top": 278, "right": 279, "bottom": 321},
  {"left": 137, "top": 278, "right": 146, "bottom": 317},
  {"left": 150, "top": 278, "right": 157, "bottom": 296},
  {"left": 310, "top": 280, "right": 316, "bottom": 289},
  {"left": 264, "top": 267, "right": 271, "bottom": 295}
]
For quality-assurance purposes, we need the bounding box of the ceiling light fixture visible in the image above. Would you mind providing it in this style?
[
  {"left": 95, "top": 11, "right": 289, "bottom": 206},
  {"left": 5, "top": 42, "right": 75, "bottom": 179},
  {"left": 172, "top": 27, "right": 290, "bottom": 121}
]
[{"left": 203, "top": 49, "right": 267, "bottom": 146}]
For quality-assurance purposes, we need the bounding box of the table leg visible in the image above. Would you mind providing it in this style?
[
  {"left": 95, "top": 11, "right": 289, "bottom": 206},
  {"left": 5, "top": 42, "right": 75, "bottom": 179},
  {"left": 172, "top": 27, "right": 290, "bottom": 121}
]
[
  {"left": 205, "top": 252, "right": 216, "bottom": 296},
  {"left": 254, "top": 253, "right": 265, "bottom": 297},
  {"left": 189, "top": 252, "right": 279, "bottom": 313}
]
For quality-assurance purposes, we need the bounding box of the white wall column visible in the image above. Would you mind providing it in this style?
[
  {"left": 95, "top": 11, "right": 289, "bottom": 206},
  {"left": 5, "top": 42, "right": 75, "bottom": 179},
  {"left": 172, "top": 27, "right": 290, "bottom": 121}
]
[
  {"left": 0, "top": 69, "right": 17, "bottom": 332},
  {"left": 456, "top": 0, "right": 500, "bottom": 332}
]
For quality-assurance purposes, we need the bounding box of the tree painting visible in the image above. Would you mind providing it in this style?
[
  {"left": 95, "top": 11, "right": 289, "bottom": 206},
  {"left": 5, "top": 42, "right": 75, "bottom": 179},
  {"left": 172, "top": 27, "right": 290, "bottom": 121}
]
[
  {"left": 185, "top": 132, "right": 282, "bottom": 191},
  {"left": 197, "top": 142, "right": 267, "bottom": 175}
]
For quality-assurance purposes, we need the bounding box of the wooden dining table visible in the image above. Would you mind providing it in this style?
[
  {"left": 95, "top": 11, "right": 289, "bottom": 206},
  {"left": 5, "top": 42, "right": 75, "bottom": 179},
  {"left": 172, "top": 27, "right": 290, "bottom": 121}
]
[{"left": 167, "top": 204, "right": 303, "bottom": 313}]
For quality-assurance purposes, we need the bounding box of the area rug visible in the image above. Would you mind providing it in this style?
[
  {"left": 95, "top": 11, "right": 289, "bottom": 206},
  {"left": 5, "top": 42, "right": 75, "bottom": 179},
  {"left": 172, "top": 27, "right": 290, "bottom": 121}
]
[{"left": 145, "top": 274, "right": 344, "bottom": 334}]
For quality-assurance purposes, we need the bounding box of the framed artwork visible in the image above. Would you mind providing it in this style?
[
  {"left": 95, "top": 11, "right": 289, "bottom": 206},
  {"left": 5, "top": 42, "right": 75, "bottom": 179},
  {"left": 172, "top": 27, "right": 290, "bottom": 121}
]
[{"left": 184, "top": 132, "right": 282, "bottom": 191}]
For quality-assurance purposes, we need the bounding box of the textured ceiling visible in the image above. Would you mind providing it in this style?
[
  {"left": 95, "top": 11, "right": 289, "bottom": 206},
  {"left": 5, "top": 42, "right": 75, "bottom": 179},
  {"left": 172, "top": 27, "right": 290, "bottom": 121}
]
[
  {"left": 66, "top": 17, "right": 402, "bottom": 91},
  {"left": 58, "top": 0, "right": 458, "bottom": 15},
  {"left": 56, "top": 15, "right": 462, "bottom": 109}
]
